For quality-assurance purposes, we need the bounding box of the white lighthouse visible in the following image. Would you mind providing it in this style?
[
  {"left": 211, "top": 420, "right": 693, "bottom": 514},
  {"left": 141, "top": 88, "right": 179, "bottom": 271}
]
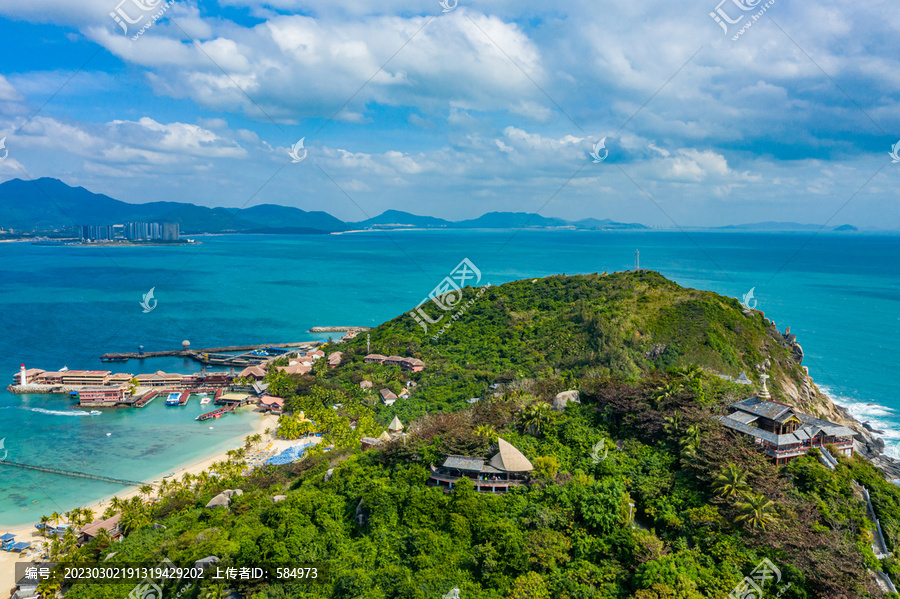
[{"left": 19, "top": 364, "right": 26, "bottom": 385}]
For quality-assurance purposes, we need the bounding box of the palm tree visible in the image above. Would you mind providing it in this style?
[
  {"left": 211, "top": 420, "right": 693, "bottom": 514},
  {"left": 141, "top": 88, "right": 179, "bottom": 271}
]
[
  {"left": 139, "top": 484, "right": 153, "bottom": 499},
  {"left": 475, "top": 425, "right": 497, "bottom": 441},
  {"left": 711, "top": 463, "right": 751, "bottom": 500},
  {"left": 662, "top": 411, "right": 681, "bottom": 436},
  {"left": 652, "top": 380, "right": 684, "bottom": 408},
  {"left": 520, "top": 402, "right": 554, "bottom": 435},
  {"left": 50, "top": 512, "right": 61, "bottom": 526},
  {"left": 199, "top": 583, "right": 226, "bottom": 599},
  {"left": 39, "top": 515, "right": 51, "bottom": 537},
  {"left": 735, "top": 492, "right": 778, "bottom": 530},
  {"left": 679, "top": 425, "right": 702, "bottom": 458}
]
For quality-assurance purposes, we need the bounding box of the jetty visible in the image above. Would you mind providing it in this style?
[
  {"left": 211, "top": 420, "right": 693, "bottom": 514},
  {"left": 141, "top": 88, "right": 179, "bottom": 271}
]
[
  {"left": 100, "top": 341, "right": 316, "bottom": 363},
  {"left": 308, "top": 326, "right": 371, "bottom": 333},
  {"left": 0, "top": 460, "right": 143, "bottom": 487}
]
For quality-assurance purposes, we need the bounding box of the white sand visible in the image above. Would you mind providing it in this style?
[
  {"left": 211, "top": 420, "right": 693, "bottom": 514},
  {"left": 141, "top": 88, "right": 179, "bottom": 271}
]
[{"left": 0, "top": 409, "right": 304, "bottom": 594}]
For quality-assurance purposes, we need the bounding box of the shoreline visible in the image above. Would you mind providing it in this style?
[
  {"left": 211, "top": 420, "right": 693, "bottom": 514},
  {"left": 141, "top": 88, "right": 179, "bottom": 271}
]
[{"left": 0, "top": 409, "right": 292, "bottom": 592}]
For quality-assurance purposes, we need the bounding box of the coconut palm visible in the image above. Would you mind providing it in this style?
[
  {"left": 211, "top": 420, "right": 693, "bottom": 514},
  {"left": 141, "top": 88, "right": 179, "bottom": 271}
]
[
  {"left": 39, "top": 514, "right": 51, "bottom": 537},
  {"left": 652, "top": 380, "right": 684, "bottom": 408},
  {"left": 50, "top": 512, "right": 61, "bottom": 526},
  {"left": 735, "top": 492, "right": 778, "bottom": 530},
  {"left": 139, "top": 484, "right": 153, "bottom": 499},
  {"left": 711, "top": 463, "right": 751, "bottom": 500},
  {"left": 662, "top": 411, "right": 681, "bottom": 436},
  {"left": 199, "top": 583, "right": 226, "bottom": 599},
  {"left": 679, "top": 425, "right": 702, "bottom": 458},
  {"left": 475, "top": 425, "right": 497, "bottom": 441},
  {"left": 520, "top": 402, "right": 554, "bottom": 435}
]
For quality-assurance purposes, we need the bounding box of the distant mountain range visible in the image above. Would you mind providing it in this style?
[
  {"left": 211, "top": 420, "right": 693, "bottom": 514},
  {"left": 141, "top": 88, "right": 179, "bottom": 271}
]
[
  {"left": 0, "top": 178, "right": 648, "bottom": 234},
  {"left": 0, "top": 178, "right": 859, "bottom": 235},
  {"left": 712, "top": 221, "right": 859, "bottom": 232}
]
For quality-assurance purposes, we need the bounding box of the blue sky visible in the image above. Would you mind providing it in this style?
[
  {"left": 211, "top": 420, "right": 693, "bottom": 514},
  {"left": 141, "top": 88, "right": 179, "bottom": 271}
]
[{"left": 0, "top": 0, "right": 898, "bottom": 228}]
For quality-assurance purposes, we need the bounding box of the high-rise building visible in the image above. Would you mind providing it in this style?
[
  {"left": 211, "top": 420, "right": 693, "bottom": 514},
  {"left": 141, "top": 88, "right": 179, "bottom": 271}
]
[{"left": 161, "top": 222, "right": 180, "bottom": 241}]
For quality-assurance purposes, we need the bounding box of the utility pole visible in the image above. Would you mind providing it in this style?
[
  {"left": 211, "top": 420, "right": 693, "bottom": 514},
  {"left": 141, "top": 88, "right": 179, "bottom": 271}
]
[
  {"left": 635, "top": 250, "right": 640, "bottom": 271},
  {"left": 367, "top": 333, "right": 370, "bottom": 354}
]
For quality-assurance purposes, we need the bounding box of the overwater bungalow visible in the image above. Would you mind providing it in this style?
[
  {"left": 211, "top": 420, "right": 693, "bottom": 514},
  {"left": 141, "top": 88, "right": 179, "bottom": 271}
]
[{"left": 430, "top": 438, "right": 534, "bottom": 494}]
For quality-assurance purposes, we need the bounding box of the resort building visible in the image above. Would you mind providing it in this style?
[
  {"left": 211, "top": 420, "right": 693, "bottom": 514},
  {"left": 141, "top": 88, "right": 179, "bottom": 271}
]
[
  {"left": 327, "top": 352, "right": 343, "bottom": 368},
  {"left": 78, "top": 386, "right": 127, "bottom": 403},
  {"left": 360, "top": 380, "right": 373, "bottom": 389},
  {"left": 238, "top": 365, "right": 267, "bottom": 380},
  {"left": 718, "top": 396, "right": 856, "bottom": 465},
  {"left": 13, "top": 367, "right": 45, "bottom": 385},
  {"left": 107, "top": 373, "right": 134, "bottom": 385},
  {"left": 430, "top": 438, "right": 534, "bottom": 494},
  {"left": 388, "top": 416, "right": 404, "bottom": 433},
  {"left": 33, "top": 370, "right": 111, "bottom": 386},
  {"left": 135, "top": 370, "right": 184, "bottom": 387},
  {"left": 364, "top": 354, "right": 426, "bottom": 372},
  {"left": 79, "top": 514, "right": 122, "bottom": 544},
  {"left": 380, "top": 388, "right": 398, "bottom": 406},
  {"left": 259, "top": 395, "right": 285, "bottom": 414},
  {"left": 277, "top": 363, "right": 311, "bottom": 376}
]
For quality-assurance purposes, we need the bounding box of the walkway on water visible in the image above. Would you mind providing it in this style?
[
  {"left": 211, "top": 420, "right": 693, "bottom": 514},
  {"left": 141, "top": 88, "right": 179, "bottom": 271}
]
[
  {"left": 100, "top": 341, "right": 316, "bottom": 363},
  {"left": 0, "top": 459, "right": 144, "bottom": 487}
]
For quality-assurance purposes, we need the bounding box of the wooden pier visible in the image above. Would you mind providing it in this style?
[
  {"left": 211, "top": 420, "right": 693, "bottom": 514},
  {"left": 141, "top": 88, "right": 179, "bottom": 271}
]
[
  {"left": 0, "top": 460, "right": 144, "bottom": 487},
  {"left": 308, "top": 326, "right": 371, "bottom": 333},
  {"left": 100, "top": 341, "right": 316, "bottom": 363}
]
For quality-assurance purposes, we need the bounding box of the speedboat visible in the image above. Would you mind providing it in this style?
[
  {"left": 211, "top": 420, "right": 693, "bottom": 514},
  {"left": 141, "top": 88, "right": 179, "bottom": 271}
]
[
  {"left": 88, "top": 411, "right": 101, "bottom": 416},
  {"left": 200, "top": 397, "right": 211, "bottom": 405}
]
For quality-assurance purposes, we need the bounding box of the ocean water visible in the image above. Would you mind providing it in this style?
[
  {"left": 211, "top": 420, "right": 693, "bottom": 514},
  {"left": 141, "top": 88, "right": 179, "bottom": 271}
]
[{"left": 0, "top": 230, "right": 898, "bottom": 526}]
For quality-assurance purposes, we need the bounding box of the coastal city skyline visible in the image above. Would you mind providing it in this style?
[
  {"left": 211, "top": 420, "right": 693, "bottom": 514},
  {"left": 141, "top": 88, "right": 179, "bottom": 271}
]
[{"left": 0, "top": 1, "right": 899, "bottom": 229}]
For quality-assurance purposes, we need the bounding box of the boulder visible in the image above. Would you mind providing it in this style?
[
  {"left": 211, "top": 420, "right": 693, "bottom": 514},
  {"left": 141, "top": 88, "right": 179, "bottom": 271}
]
[
  {"left": 206, "top": 493, "right": 230, "bottom": 509},
  {"left": 355, "top": 499, "right": 367, "bottom": 527},
  {"left": 552, "top": 390, "right": 580, "bottom": 410},
  {"left": 221, "top": 489, "right": 243, "bottom": 498},
  {"left": 792, "top": 343, "right": 804, "bottom": 362},
  {"left": 644, "top": 344, "right": 666, "bottom": 359},
  {"left": 272, "top": 495, "right": 287, "bottom": 503},
  {"left": 324, "top": 468, "right": 334, "bottom": 482},
  {"left": 194, "top": 556, "right": 220, "bottom": 570}
]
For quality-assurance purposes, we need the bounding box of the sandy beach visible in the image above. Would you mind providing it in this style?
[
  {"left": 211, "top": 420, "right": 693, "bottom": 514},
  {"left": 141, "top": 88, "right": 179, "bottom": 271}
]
[{"left": 0, "top": 408, "right": 313, "bottom": 596}]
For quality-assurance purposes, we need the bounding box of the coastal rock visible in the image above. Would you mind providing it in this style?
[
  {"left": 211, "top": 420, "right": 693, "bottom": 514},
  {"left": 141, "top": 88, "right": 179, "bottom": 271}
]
[
  {"left": 222, "top": 489, "right": 243, "bottom": 498},
  {"left": 863, "top": 422, "right": 887, "bottom": 435},
  {"left": 763, "top": 358, "right": 771, "bottom": 370},
  {"left": 206, "top": 493, "right": 230, "bottom": 509},
  {"left": 742, "top": 309, "right": 753, "bottom": 317},
  {"left": 272, "top": 495, "right": 287, "bottom": 503},
  {"left": 792, "top": 343, "right": 804, "bottom": 362},
  {"left": 552, "top": 390, "right": 581, "bottom": 410},
  {"left": 324, "top": 468, "right": 334, "bottom": 482}
]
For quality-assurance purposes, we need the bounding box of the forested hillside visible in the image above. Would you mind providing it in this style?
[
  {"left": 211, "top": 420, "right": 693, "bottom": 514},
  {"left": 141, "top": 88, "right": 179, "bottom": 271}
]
[{"left": 56, "top": 273, "right": 900, "bottom": 599}]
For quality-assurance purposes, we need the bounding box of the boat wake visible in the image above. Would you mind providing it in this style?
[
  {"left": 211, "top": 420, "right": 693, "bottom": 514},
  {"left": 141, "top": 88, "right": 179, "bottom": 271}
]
[{"left": 26, "top": 407, "right": 91, "bottom": 417}]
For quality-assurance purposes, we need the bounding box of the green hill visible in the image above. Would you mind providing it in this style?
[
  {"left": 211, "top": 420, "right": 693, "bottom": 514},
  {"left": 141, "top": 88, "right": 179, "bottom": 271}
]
[{"left": 55, "top": 273, "right": 900, "bottom": 599}]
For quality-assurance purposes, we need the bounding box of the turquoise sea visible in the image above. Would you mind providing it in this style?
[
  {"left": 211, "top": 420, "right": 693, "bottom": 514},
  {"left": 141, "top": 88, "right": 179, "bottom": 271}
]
[{"left": 1, "top": 230, "right": 898, "bottom": 527}]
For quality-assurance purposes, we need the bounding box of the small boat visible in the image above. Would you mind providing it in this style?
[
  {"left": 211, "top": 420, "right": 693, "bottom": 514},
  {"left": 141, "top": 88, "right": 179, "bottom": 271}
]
[
  {"left": 88, "top": 411, "right": 101, "bottom": 416},
  {"left": 165, "top": 392, "right": 181, "bottom": 406},
  {"left": 200, "top": 397, "right": 211, "bottom": 405}
]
